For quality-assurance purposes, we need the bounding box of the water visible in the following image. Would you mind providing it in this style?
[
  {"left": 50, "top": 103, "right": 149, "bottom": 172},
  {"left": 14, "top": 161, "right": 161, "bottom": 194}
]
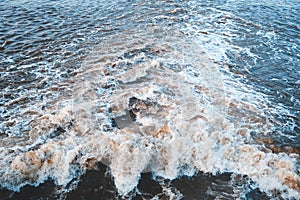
[{"left": 0, "top": 0, "right": 299, "bottom": 199}]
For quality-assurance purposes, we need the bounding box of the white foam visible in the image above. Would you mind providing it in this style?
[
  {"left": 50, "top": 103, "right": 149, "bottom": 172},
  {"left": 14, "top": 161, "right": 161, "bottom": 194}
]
[{"left": 0, "top": 27, "right": 299, "bottom": 200}]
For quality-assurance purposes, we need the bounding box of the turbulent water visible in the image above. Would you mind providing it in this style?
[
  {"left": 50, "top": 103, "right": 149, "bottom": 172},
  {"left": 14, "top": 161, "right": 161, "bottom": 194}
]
[{"left": 0, "top": 0, "right": 299, "bottom": 199}]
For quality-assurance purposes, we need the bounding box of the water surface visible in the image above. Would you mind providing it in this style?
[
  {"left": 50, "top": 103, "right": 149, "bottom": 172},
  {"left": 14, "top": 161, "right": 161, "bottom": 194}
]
[{"left": 0, "top": 0, "right": 299, "bottom": 199}]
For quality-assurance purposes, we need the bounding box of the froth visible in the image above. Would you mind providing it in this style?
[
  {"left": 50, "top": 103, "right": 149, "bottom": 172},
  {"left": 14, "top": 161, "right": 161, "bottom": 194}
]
[{"left": 0, "top": 28, "right": 299, "bottom": 199}]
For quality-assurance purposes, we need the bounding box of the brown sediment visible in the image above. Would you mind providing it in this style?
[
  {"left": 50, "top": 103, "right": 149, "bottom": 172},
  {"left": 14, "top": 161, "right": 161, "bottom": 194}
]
[
  {"left": 85, "top": 158, "right": 98, "bottom": 170},
  {"left": 253, "top": 152, "right": 265, "bottom": 162},
  {"left": 111, "top": 141, "right": 118, "bottom": 152},
  {"left": 189, "top": 114, "right": 208, "bottom": 122},
  {"left": 11, "top": 151, "right": 42, "bottom": 180},
  {"left": 149, "top": 45, "right": 168, "bottom": 54},
  {"left": 5, "top": 120, "right": 15, "bottom": 127},
  {"left": 282, "top": 146, "right": 300, "bottom": 155},
  {"left": 218, "top": 137, "right": 231, "bottom": 145},
  {"left": 269, "top": 145, "right": 285, "bottom": 154},
  {"left": 252, "top": 135, "right": 300, "bottom": 155},
  {"left": 254, "top": 136, "right": 275, "bottom": 145},
  {"left": 283, "top": 176, "right": 300, "bottom": 191},
  {"left": 152, "top": 125, "right": 171, "bottom": 137},
  {"left": 224, "top": 147, "right": 235, "bottom": 160},
  {"left": 109, "top": 105, "right": 124, "bottom": 113},
  {"left": 268, "top": 145, "right": 300, "bottom": 155},
  {"left": 39, "top": 115, "right": 50, "bottom": 120},
  {"left": 101, "top": 69, "right": 110, "bottom": 76},
  {"left": 237, "top": 128, "right": 249, "bottom": 137},
  {"left": 227, "top": 101, "right": 268, "bottom": 125},
  {"left": 238, "top": 145, "right": 257, "bottom": 153},
  {"left": 22, "top": 110, "right": 41, "bottom": 116},
  {"left": 159, "top": 125, "right": 170, "bottom": 134},
  {"left": 194, "top": 85, "right": 209, "bottom": 94}
]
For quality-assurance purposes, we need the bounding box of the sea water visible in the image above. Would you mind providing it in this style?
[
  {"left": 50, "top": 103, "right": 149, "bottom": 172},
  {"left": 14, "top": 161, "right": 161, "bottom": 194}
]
[{"left": 0, "top": 0, "right": 299, "bottom": 199}]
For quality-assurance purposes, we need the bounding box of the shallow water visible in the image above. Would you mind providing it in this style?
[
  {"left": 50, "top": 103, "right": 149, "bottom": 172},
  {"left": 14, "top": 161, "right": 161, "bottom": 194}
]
[{"left": 0, "top": 0, "right": 299, "bottom": 199}]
